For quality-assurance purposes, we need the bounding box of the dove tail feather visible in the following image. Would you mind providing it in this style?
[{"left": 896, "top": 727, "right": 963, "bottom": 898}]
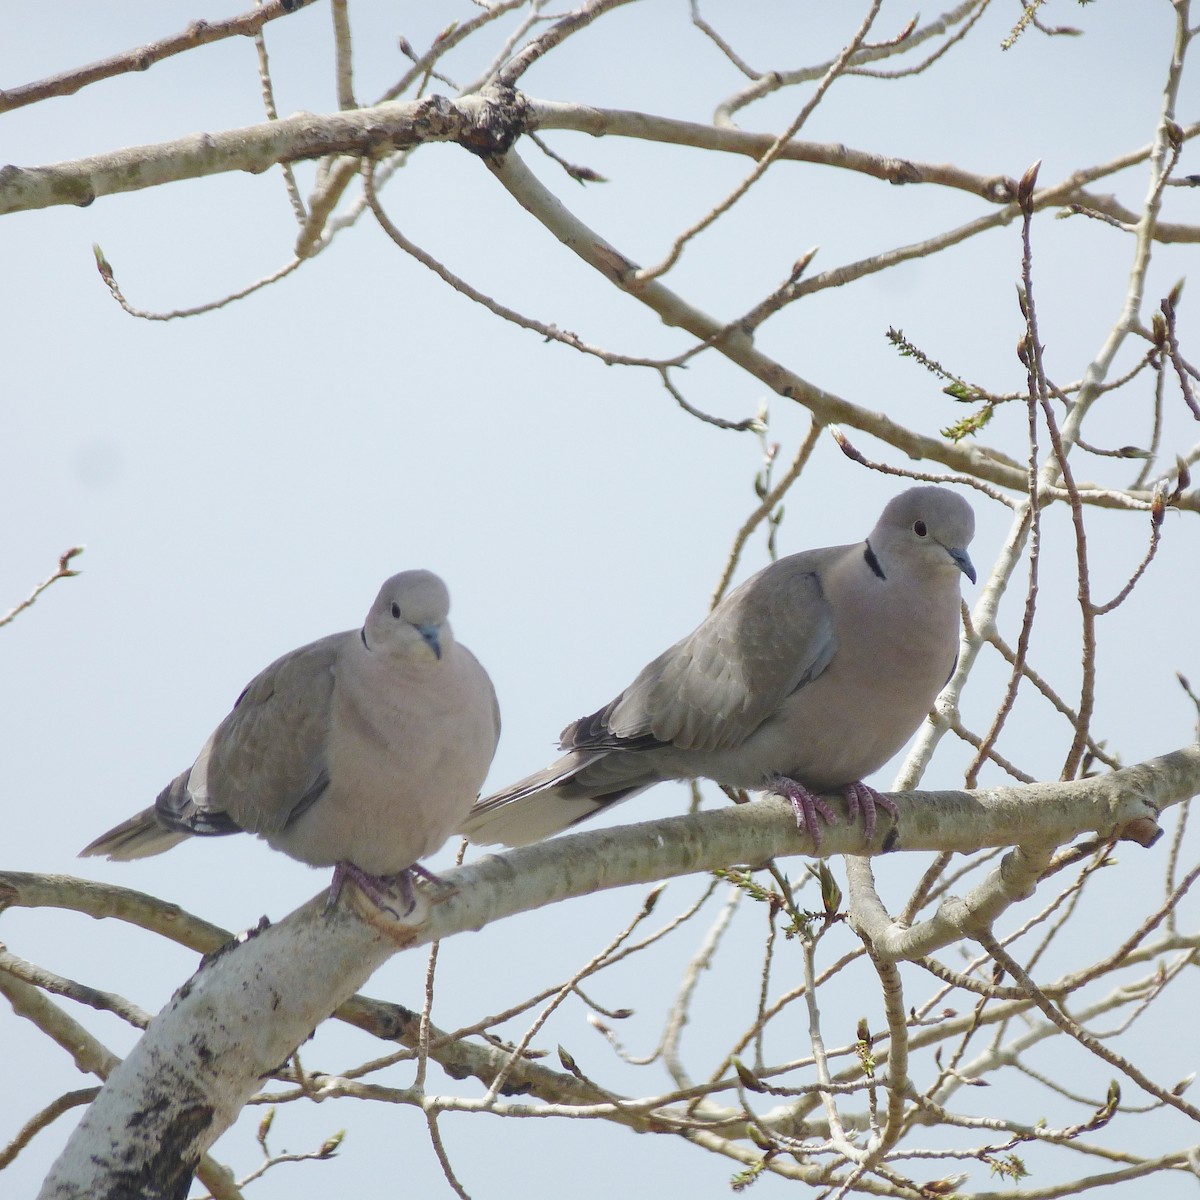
[
  {"left": 460, "top": 785, "right": 651, "bottom": 847},
  {"left": 79, "top": 807, "right": 191, "bottom": 861},
  {"left": 460, "top": 750, "right": 656, "bottom": 847}
]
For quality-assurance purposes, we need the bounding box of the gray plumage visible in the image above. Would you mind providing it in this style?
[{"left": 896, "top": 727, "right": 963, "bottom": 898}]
[
  {"left": 461, "top": 487, "right": 975, "bottom": 849},
  {"left": 82, "top": 571, "right": 500, "bottom": 888}
]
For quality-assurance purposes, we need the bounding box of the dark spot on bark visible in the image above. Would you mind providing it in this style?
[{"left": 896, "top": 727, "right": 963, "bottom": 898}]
[{"left": 108, "top": 1101, "right": 212, "bottom": 1200}]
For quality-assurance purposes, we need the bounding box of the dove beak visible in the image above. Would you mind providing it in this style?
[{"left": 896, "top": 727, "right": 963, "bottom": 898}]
[
  {"left": 948, "top": 547, "right": 976, "bottom": 585},
  {"left": 417, "top": 624, "right": 443, "bottom": 660}
]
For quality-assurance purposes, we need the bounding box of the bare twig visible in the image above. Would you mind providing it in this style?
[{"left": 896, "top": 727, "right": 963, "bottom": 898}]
[
  {"left": 498, "top": 0, "right": 637, "bottom": 86},
  {"left": 0, "top": 1088, "right": 98, "bottom": 1170},
  {"left": 635, "top": 1, "right": 885, "bottom": 283},
  {"left": 0, "top": 948, "right": 150, "bottom": 1028},
  {"left": 0, "top": 0, "right": 317, "bottom": 113},
  {"left": 363, "top": 161, "right": 670, "bottom": 368},
  {"left": 94, "top": 244, "right": 305, "bottom": 321},
  {"left": 0, "top": 548, "right": 83, "bottom": 628},
  {"left": 330, "top": 0, "right": 356, "bottom": 111},
  {"left": 974, "top": 930, "right": 1200, "bottom": 1123},
  {"left": 710, "top": 419, "right": 822, "bottom": 606}
]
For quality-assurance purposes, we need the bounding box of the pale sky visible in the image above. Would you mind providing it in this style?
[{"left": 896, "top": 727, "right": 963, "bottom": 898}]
[{"left": 4, "top": 3, "right": 1198, "bottom": 1197}]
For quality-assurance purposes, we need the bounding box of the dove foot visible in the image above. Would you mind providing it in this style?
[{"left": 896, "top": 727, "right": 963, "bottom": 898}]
[
  {"left": 327, "top": 861, "right": 418, "bottom": 919},
  {"left": 768, "top": 777, "right": 899, "bottom": 851},
  {"left": 768, "top": 775, "right": 839, "bottom": 852},
  {"left": 841, "top": 780, "right": 899, "bottom": 843},
  {"left": 407, "top": 861, "right": 449, "bottom": 889},
  {"left": 407, "top": 862, "right": 461, "bottom": 904}
]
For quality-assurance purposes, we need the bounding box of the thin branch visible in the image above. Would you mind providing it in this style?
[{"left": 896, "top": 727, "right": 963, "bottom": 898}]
[
  {"left": 1016, "top": 173, "right": 1098, "bottom": 781},
  {"left": 498, "top": 0, "right": 638, "bottom": 86},
  {"left": 658, "top": 369, "right": 763, "bottom": 432},
  {"left": 801, "top": 929, "right": 861, "bottom": 1163},
  {"left": 974, "top": 930, "right": 1200, "bottom": 1123},
  {"left": 424, "top": 1111, "right": 472, "bottom": 1200},
  {"left": 665, "top": 886, "right": 740, "bottom": 1094},
  {"left": 362, "top": 160, "right": 669, "bottom": 367},
  {"left": 710, "top": 419, "right": 822, "bottom": 606},
  {"left": 0, "top": 0, "right": 317, "bottom": 114},
  {"left": 712, "top": 1, "right": 988, "bottom": 125},
  {"left": 0, "top": 1088, "right": 98, "bottom": 1170},
  {"left": 689, "top": 1, "right": 759, "bottom": 78},
  {"left": 460, "top": 1, "right": 550, "bottom": 95},
  {"left": 94, "top": 245, "right": 305, "bottom": 321},
  {"left": 252, "top": 5, "right": 306, "bottom": 224},
  {"left": 330, "top": 0, "right": 356, "bottom": 111},
  {"left": 946, "top": 718, "right": 1036, "bottom": 783},
  {"left": 0, "top": 948, "right": 150, "bottom": 1028},
  {"left": 979, "top": 621, "right": 1121, "bottom": 770},
  {"left": 635, "top": 0, "right": 885, "bottom": 282},
  {"left": 830, "top": 428, "right": 1017, "bottom": 507},
  {"left": 1160, "top": 286, "right": 1200, "bottom": 419},
  {"left": 1090, "top": 485, "right": 1168, "bottom": 615},
  {"left": 851, "top": 0, "right": 989, "bottom": 80},
  {"left": 0, "top": 548, "right": 83, "bottom": 628},
  {"left": 481, "top": 888, "right": 666, "bottom": 1103}
]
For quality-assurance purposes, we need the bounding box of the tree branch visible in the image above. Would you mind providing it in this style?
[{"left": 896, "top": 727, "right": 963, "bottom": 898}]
[
  {"left": 35, "top": 744, "right": 1200, "bottom": 1196},
  {"left": 485, "top": 147, "right": 1199, "bottom": 511},
  {"left": 0, "top": 0, "right": 317, "bottom": 115},
  {"left": 0, "top": 92, "right": 531, "bottom": 216}
]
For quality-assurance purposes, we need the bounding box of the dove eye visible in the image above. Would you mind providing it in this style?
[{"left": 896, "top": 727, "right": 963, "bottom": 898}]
[
  {"left": 390, "top": 603, "right": 402, "bottom": 619},
  {"left": 913, "top": 521, "right": 928, "bottom": 537}
]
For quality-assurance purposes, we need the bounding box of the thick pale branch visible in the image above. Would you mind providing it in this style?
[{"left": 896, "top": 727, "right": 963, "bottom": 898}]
[
  {"left": 0, "top": 972, "right": 241, "bottom": 1199},
  {"left": 0, "top": 92, "right": 531, "bottom": 216},
  {"left": 848, "top": 842, "right": 1057, "bottom": 963},
  {"left": 35, "top": 744, "right": 1200, "bottom": 1196},
  {"left": 4, "top": 88, "right": 1197, "bottom": 242},
  {"left": 533, "top": 100, "right": 1020, "bottom": 202}
]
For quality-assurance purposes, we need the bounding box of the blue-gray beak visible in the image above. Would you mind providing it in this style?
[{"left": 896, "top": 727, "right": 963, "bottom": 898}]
[
  {"left": 948, "top": 547, "right": 977, "bottom": 584},
  {"left": 417, "top": 623, "right": 443, "bottom": 659}
]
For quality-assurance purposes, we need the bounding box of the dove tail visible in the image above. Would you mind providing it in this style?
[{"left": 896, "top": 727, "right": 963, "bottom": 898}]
[
  {"left": 459, "top": 750, "right": 654, "bottom": 847},
  {"left": 79, "top": 807, "right": 191, "bottom": 861}
]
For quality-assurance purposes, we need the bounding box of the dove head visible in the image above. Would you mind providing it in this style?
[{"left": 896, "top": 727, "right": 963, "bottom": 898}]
[
  {"left": 870, "top": 487, "right": 977, "bottom": 584},
  {"left": 362, "top": 570, "right": 453, "bottom": 661}
]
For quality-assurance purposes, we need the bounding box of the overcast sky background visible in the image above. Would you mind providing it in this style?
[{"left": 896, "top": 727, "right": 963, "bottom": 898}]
[{"left": 3, "top": 3, "right": 1198, "bottom": 1197}]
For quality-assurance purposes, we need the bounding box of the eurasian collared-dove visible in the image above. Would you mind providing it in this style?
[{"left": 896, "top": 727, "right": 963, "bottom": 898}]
[
  {"left": 461, "top": 487, "right": 974, "bottom": 851},
  {"left": 82, "top": 570, "right": 500, "bottom": 911}
]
